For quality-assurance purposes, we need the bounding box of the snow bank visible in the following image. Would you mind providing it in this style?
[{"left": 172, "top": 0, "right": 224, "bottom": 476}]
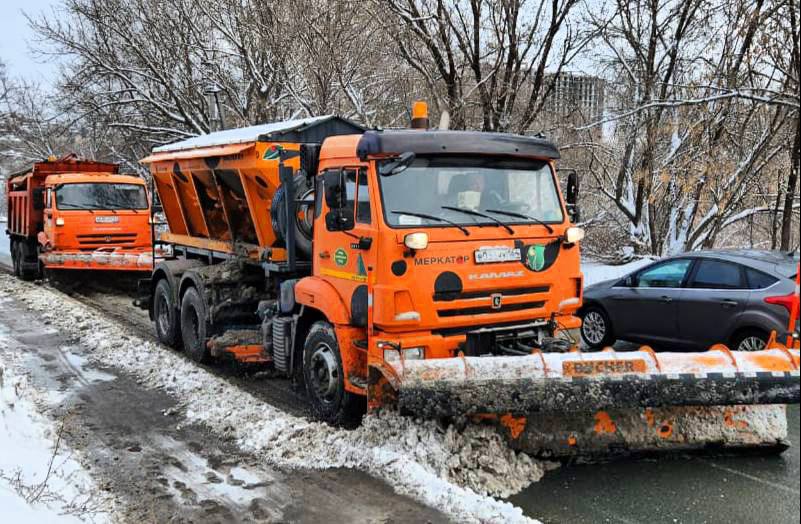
[
  {"left": 0, "top": 327, "right": 108, "bottom": 523},
  {"left": 0, "top": 275, "right": 542, "bottom": 524}
]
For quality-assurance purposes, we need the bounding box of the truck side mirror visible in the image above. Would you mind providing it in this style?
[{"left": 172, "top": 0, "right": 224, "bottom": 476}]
[
  {"left": 32, "top": 188, "right": 45, "bottom": 211},
  {"left": 324, "top": 169, "right": 346, "bottom": 209},
  {"left": 323, "top": 169, "right": 354, "bottom": 232},
  {"left": 565, "top": 171, "right": 580, "bottom": 223}
]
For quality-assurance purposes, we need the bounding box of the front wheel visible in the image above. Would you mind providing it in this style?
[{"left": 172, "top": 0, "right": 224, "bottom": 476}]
[
  {"left": 580, "top": 306, "right": 615, "bottom": 350},
  {"left": 303, "top": 321, "right": 363, "bottom": 427},
  {"left": 180, "top": 287, "right": 210, "bottom": 363}
]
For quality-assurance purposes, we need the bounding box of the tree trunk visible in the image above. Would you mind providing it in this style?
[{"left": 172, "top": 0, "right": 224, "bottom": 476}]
[{"left": 780, "top": 118, "right": 800, "bottom": 250}]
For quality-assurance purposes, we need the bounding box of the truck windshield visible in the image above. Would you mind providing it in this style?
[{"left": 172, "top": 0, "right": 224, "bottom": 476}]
[
  {"left": 55, "top": 183, "right": 148, "bottom": 211},
  {"left": 378, "top": 156, "right": 563, "bottom": 228}
]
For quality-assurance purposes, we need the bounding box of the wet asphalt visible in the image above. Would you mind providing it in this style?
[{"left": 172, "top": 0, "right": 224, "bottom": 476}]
[{"left": 511, "top": 405, "right": 800, "bottom": 523}]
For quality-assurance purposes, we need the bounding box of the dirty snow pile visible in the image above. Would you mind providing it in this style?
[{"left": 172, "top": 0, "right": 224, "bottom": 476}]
[
  {"left": 0, "top": 330, "right": 109, "bottom": 523},
  {"left": 1, "top": 275, "right": 543, "bottom": 524}
]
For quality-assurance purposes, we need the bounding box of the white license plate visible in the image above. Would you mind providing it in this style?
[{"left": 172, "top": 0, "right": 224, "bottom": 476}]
[
  {"left": 474, "top": 247, "right": 521, "bottom": 264},
  {"left": 95, "top": 216, "right": 119, "bottom": 224}
]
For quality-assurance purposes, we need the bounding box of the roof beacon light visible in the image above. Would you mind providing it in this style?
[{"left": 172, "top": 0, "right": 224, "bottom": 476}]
[{"left": 411, "top": 101, "right": 429, "bottom": 129}]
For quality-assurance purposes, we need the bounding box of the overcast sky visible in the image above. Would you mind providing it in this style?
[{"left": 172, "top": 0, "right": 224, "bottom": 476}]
[{"left": 1, "top": 0, "right": 60, "bottom": 83}]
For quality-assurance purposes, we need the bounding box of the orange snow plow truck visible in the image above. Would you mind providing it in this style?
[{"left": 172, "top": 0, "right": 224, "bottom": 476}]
[
  {"left": 137, "top": 105, "right": 799, "bottom": 456},
  {"left": 5, "top": 155, "right": 153, "bottom": 279}
]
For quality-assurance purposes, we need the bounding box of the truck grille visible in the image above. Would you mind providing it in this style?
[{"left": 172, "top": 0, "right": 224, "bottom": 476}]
[
  {"left": 437, "top": 300, "right": 545, "bottom": 318},
  {"left": 433, "top": 285, "right": 549, "bottom": 302},
  {"left": 77, "top": 233, "right": 138, "bottom": 247}
]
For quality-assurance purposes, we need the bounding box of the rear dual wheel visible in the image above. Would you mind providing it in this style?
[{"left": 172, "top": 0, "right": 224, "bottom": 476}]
[
  {"left": 180, "top": 287, "right": 210, "bottom": 363},
  {"left": 154, "top": 279, "right": 182, "bottom": 348},
  {"left": 11, "top": 241, "right": 39, "bottom": 281},
  {"left": 11, "top": 241, "right": 21, "bottom": 277}
]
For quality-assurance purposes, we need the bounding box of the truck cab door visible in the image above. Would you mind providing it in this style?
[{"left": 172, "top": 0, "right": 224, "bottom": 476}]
[{"left": 314, "top": 166, "right": 376, "bottom": 328}]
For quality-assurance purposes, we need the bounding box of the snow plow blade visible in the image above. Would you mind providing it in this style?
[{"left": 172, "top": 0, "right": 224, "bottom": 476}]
[{"left": 390, "top": 346, "right": 800, "bottom": 419}]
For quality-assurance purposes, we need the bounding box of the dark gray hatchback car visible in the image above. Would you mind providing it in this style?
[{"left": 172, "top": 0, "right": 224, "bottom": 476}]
[{"left": 580, "top": 250, "right": 799, "bottom": 352}]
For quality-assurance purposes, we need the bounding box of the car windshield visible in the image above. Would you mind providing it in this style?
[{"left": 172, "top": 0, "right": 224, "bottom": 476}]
[
  {"left": 56, "top": 183, "right": 148, "bottom": 211},
  {"left": 378, "top": 156, "right": 563, "bottom": 228}
]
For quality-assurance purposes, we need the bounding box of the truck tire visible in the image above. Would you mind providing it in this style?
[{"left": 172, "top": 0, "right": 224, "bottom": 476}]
[
  {"left": 303, "top": 321, "right": 363, "bottom": 427},
  {"left": 18, "top": 242, "right": 38, "bottom": 281},
  {"left": 11, "top": 241, "right": 21, "bottom": 277},
  {"left": 154, "top": 279, "right": 182, "bottom": 348},
  {"left": 271, "top": 172, "right": 314, "bottom": 259},
  {"left": 180, "top": 287, "right": 210, "bottom": 363}
]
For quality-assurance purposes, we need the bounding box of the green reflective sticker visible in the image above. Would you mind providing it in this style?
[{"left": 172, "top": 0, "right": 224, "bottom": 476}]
[
  {"left": 526, "top": 245, "right": 546, "bottom": 271},
  {"left": 263, "top": 144, "right": 284, "bottom": 160},
  {"left": 334, "top": 248, "right": 348, "bottom": 267}
]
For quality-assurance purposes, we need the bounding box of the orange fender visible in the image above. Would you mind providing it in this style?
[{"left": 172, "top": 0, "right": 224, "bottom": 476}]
[{"left": 295, "top": 276, "right": 351, "bottom": 325}]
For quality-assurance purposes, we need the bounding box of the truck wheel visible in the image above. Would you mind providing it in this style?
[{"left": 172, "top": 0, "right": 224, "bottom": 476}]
[
  {"left": 18, "top": 242, "right": 37, "bottom": 281},
  {"left": 303, "top": 321, "right": 363, "bottom": 427},
  {"left": 154, "top": 279, "right": 182, "bottom": 348},
  {"left": 180, "top": 287, "right": 210, "bottom": 363},
  {"left": 580, "top": 306, "right": 615, "bottom": 350},
  {"left": 11, "top": 241, "right": 21, "bottom": 277}
]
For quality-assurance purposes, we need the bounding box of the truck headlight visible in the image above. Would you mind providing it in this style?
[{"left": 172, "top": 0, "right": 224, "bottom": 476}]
[
  {"left": 564, "top": 226, "right": 584, "bottom": 244},
  {"left": 404, "top": 232, "right": 429, "bottom": 250},
  {"left": 55, "top": 217, "right": 65, "bottom": 226},
  {"left": 382, "top": 346, "right": 425, "bottom": 362}
]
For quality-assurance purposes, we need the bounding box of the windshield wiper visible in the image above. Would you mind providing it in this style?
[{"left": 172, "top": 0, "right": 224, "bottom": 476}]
[
  {"left": 391, "top": 210, "right": 470, "bottom": 236},
  {"left": 58, "top": 203, "right": 94, "bottom": 212},
  {"left": 441, "top": 206, "right": 514, "bottom": 235},
  {"left": 484, "top": 209, "right": 554, "bottom": 233}
]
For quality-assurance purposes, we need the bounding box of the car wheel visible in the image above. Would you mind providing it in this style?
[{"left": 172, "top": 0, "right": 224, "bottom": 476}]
[
  {"left": 180, "top": 287, "right": 210, "bottom": 363},
  {"left": 580, "top": 306, "right": 615, "bottom": 349},
  {"left": 303, "top": 321, "right": 364, "bottom": 427},
  {"left": 731, "top": 329, "right": 768, "bottom": 352}
]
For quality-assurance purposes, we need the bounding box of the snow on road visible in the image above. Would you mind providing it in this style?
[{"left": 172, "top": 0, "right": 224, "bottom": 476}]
[
  {"left": 0, "top": 274, "right": 545, "bottom": 524},
  {"left": 0, "top": 327, "right": 109, "bottom": 523}
]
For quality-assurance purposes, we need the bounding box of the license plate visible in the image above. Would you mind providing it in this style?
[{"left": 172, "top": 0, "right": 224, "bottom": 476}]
[
  {"left": 95, "top": 216, "right": 119, "bottom": 224},
  {"left": 474, "top": 246, "right": 521, "bottom": 264},
  {"left": 563, "top": 359, "right": 647, "bottom": 377}
]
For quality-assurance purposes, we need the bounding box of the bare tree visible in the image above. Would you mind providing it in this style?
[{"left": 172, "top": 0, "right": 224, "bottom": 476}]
[{"left": 381, "top": 0, "right": 588, "bottom": 132}]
